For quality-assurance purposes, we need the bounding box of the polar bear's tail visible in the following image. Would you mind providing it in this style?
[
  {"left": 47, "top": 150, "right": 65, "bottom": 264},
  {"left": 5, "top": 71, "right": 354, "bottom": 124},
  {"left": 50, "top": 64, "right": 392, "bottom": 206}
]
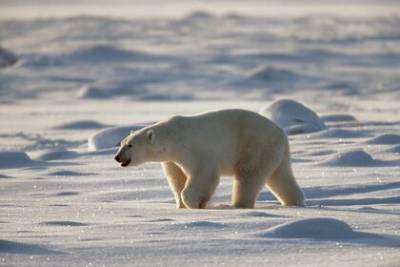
[{"left": 266, "top": 140, "right": 305, "bottom": 206}]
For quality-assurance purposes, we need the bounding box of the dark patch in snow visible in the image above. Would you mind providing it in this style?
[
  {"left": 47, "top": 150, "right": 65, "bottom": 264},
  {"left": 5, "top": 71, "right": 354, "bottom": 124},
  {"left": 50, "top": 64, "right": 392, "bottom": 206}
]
[
  {"left": 0, "top": 151, "right": 37, "bottom": 169},
  {"left": 320, "top": 114, "right": 357, "bottom": 122},
  {"left": 47, "top": 170, "right": 94, "bottom": 176},
  {"left": 127, "top": 215, "right": 144, "bottom": 218},
  {"left": 62, "top": 45, "right": 170, "bottom": 64},
  {"left": 53, "top": 191, "right": 80, "bottom": 197},
  {"left": 309, "top": 196, "right": 400, "bottom": 207},
  {"left": 41, "top": 221, "right": 89, "bottom": 227},
  {"left": 240, "top": 211, "right": 282, "bottom": 218},
  {"left": 168, "top": 221, "right": 226, "bottom": 229},
  {"left": 385, "top": 145, "right": 400, "bottom": 154},
  {"left": 0, "top": 239, "right": 65, "bottom": 255},
  {"left": 249, "top": 66, "right": 300, "bottom": 82},
  {"left": 304, "top": 181, "right": 400, "bottom": 200},
  {"left": 366, "top": 134, "right": 400, "bottom": 145},
  {"left": 309, "top": 129, "right": 369, "bottom": 139},
  {"left": 148, "top": 218, "right": 175, "bottom": 222},
  {"left": 0, "top": 46, "right": 18, "bottom": 68}
]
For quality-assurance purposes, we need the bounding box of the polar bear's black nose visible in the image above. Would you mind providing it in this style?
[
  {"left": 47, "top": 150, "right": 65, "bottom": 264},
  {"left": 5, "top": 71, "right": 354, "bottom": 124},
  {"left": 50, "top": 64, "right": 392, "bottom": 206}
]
[{"left": 114, "top": 155, "right": 121, "bottom": 162}]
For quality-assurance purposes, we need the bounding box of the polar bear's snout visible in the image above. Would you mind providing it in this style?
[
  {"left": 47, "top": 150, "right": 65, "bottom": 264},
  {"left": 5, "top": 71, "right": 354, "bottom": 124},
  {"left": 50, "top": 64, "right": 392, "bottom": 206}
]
[{"left": 114, "top": 153, "right": 131, "bottom": 167}]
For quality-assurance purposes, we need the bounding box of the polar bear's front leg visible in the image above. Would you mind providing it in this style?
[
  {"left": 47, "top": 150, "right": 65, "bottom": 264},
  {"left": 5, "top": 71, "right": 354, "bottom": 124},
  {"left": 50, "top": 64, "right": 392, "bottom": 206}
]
[
  {"left": 162, "top": 161, "right": 187, "bottom": 208},
  {"left": 181, "top": 165, "right": 220, "bottom": 209}
]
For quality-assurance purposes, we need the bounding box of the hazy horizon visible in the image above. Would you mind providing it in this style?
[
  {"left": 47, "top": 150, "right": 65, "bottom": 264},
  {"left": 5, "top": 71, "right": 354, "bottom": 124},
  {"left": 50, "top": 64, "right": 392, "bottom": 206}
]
[{"left": 1, "top": 0, "right": 400, "bottom": 20}]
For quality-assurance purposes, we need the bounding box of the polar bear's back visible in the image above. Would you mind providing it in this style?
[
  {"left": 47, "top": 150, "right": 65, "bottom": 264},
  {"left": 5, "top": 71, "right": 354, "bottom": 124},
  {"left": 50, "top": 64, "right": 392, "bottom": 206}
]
[
  {"left": 174, "top": 109, "right": 286, "bottom": 174},
  {"left": 183, "top": 109, "right": 283, "bottom": 138}
]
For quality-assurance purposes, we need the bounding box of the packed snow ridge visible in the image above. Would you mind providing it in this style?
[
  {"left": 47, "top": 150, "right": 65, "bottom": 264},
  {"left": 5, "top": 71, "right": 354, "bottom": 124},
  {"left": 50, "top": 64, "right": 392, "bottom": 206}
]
[
  {"left": 260, "top": 99, "right": 326, "bottom": 134},
  {"left": 88, "top": 123, "right": 153, "bottom": 151},
  {"left": 256, "top": 218, "right": 356, "bottom": 239}
]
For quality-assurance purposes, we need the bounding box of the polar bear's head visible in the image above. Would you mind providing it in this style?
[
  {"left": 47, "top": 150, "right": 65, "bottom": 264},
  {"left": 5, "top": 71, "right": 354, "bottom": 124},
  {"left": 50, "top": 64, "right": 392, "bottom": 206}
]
[{"left": 114, "top": 127, "right": 166, "bottom": 167}]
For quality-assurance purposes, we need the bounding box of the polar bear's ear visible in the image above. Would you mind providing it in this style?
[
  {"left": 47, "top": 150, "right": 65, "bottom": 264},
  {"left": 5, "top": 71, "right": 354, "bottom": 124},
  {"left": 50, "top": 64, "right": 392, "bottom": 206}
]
[{"left": 146, "top": 130, "right": 155, "bottom": 144}]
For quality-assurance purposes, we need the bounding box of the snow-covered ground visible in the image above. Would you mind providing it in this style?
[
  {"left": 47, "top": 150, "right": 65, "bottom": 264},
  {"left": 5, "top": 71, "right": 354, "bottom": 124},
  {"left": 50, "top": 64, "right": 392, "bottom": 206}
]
[{"left": 1, "top": 1, "right": 400, "bottom": 266}]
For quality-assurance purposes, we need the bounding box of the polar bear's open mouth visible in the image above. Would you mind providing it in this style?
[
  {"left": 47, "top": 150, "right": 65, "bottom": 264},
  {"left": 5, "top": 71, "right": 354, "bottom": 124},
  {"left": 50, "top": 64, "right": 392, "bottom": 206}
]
[{"left": 121, "top": 159, "right": 131, "bottom": 167}]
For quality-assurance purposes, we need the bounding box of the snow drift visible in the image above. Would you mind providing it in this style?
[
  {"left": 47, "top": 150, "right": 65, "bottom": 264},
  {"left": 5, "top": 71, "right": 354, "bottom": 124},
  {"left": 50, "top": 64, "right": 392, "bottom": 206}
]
[
  {"left": 88, "top": 123, "right": 153, "bottom": 151},
  {"left": 260, "top": 99, "right": 326, "bottom": 134},
  {"left": 256, "top": 218, "right": 355, "bottom": 239}
]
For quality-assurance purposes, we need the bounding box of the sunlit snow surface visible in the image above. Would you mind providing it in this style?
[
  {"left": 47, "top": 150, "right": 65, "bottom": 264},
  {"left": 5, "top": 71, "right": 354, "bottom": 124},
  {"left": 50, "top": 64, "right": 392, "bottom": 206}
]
[{"left": 1, "top": 1, "right": 400, "bottom": 266}]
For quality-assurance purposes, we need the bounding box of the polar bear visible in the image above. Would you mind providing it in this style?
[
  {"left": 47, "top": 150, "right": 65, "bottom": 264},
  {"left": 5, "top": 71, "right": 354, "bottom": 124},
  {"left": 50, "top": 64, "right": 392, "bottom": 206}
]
[{"left": 114, "top": 109, "right": 305, "bottom": 209}]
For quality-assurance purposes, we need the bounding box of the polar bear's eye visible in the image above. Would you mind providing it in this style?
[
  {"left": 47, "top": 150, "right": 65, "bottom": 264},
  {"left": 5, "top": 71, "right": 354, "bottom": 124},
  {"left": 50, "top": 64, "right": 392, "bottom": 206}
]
[{"left": 128, "top": 144, "right": 132, "bottom": 148}]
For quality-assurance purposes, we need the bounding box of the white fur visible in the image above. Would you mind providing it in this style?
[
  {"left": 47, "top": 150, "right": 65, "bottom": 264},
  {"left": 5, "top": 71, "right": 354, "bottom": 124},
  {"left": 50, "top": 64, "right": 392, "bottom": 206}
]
[{"left": 115, "top": 109, "right": 305, "bottom": 209}]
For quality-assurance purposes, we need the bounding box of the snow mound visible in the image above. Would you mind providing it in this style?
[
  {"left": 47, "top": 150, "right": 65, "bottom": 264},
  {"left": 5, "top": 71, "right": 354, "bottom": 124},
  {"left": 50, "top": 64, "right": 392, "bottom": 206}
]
[
  {"left": 257, "top": 218, "right": 355, "bottom": 239},
  {"left": 0, "top": 151, "right": 36, "bottom": 169},
  {"left": 77, "top": 85, "right": 110, "bottom": 99},
  {"left": 0, "top": 46, "right": 18, "bottom": 68},
  {"left": 321, "top": 114, "right": 357, "bottom": 122},
  {"left": 249, "top": 66, "right": 300, "bottom": 82},
  {"left": 53, "top": 120, "right": 109, "bottom": 130},
  {"left": 260, "top": 99, "right": 326, "bottom": 134},
  {"left": 366, "top": 134, "right": 400, "bottom": 145},
  {"left": 88, "top": 123, "right": 152, "bottom": 151},
  {"left": 321, "top": 149, "right": 396, "bottom": 167}
]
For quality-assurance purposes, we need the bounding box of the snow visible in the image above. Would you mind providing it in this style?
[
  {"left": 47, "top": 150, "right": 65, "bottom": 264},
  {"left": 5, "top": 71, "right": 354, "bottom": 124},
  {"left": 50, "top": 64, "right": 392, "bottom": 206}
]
[{"left": 1, "top": 0, "right": 400, "bottom": 266}]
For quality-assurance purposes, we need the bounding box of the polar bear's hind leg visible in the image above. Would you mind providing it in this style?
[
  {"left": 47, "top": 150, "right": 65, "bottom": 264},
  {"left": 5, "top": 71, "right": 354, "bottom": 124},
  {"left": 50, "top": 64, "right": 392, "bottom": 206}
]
[
  {"left": 266, "top": 156, "right": 305, "bottom": 206},
  {"left": 232, "top": 174, "right": 269, "bottom": 208}
]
